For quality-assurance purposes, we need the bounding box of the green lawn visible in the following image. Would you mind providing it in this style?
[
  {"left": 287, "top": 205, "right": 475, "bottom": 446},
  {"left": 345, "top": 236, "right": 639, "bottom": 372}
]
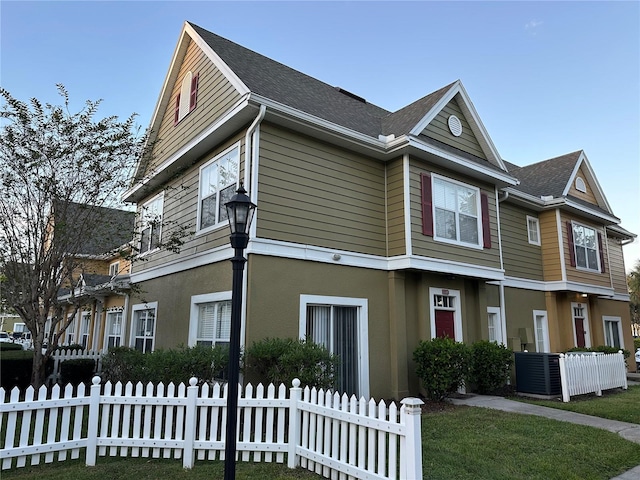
[
  {"left": 512, "top": 385, "right": 640, "bottom": 424},
  {"left": 3, "top": 404, "right": 640, "bottom": 480}
]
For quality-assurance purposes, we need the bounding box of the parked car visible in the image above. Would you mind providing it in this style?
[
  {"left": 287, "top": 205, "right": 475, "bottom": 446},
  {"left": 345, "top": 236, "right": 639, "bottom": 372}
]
[
  {"left": 0, "top": 331, "right": 12, "bottom": 343},
  {"left": 636, "top": 348, "right": 640, "bottom": 366}
]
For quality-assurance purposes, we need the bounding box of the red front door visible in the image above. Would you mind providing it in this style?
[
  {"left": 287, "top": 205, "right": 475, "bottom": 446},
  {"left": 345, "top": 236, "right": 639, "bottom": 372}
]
[
  {"left": 575, "top": 318, "right": 586, "bottom": 348},
  {"left": 435, "top": 310, "right": 455, "bottom": 339}
]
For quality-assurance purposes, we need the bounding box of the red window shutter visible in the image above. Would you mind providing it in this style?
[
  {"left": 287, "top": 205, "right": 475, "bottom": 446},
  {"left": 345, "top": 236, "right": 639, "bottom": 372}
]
[
  {"left": 481, "top": 192, "right": 491, "bottom": 249},
  {"left": 567, "top": 221, "right": 576, "bottom": 267},
  {"left": 189, "top": 73, "right": 199, "bottom": 111},
  {"left": 421, "top": 173, "right": 433, "bottom": 236},
  {"left": 174, "top": 93, "right": 181, "bottom": 124},
  {"left": 597, "top": 232, "right": 605, "bottom": 273}
]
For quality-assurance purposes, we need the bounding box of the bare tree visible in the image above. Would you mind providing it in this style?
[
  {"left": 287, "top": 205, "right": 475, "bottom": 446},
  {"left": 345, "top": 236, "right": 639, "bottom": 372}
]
[{"left": 0, "top": 85, "right": 187, "bottom": 387}]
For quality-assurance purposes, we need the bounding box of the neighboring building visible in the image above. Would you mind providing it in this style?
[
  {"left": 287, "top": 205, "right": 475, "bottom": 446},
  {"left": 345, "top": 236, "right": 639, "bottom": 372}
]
[
  {"left": 54, "top": 203, "right": 135, "bottom": 351},
  {"left": 120, "top": 22, "right": 636, "bottom": 399}
]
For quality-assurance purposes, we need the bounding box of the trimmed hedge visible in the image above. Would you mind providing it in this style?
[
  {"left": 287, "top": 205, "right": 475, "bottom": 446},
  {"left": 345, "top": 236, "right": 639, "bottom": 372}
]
[
  {"left": 468, "top": 340, "right": 514, "bottom": 394},
  {"left": 60, "top": 358, "right": 96, "bottom": 386},
  {"left": 413, "top": 337, "right": 470, "bottom": 401}
]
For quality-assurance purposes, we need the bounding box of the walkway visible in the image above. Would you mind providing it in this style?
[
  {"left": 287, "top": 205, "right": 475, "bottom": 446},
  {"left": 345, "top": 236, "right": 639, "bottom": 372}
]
[{"left": 448, "top": 391, "right": 640, "bottom": 480}]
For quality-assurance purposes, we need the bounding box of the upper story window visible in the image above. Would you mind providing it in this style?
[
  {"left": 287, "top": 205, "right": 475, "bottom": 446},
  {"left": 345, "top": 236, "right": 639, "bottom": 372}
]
[
  {"left": 526, "top": 215, "right": 541, "bottom": 245},
  {"left": 433, "top": 175, "right": 482, "bottom": 247},
  {"left": 198, "top": 145, "right": 239, "bottom": 232},
  {"left": 174, "top": 71, "right": 199, "bottom": 124},
  {"left": 575, "top": 177, "right": 587, "bottom": 193},
  {"left": 568, "top": 221, "right": 601, "bottom": 272},
  {"left": 140, "top": 193, "right": 163, "bottom": 254},
  {"left": 109, "top": 261, "right": 120, "bottom": 277}
]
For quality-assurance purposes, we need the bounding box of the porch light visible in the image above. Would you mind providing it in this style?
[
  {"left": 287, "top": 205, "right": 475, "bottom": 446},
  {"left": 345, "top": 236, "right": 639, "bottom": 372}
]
[{"left": 223, "top": 183, "right": 256, "bottom": 480}]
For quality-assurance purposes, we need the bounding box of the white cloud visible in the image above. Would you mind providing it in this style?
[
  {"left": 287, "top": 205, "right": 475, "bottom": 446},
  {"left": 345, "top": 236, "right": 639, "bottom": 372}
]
[{"left": 525, "top": 20, "right": 543, "bottom": 31}]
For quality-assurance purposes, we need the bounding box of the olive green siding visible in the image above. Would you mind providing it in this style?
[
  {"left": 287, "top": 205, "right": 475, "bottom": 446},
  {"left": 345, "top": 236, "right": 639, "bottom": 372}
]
[
  {"left": 386, "top": 158, "right": 406, "bottom": 256},
  {"left": 147, "top": 39, "right": 242, "bottom": 174},
  {"left": 500, "top": 203, "right": 544, "bottom": 280},
  {"left": 607, "top": 236, "right": 629, "bottom": 295},
  {"left": 421, "top": 96, "right": 487, "bottom": 160},
  {"left": 539, "top": 210, "right": 563, "bottom": 281},
  {"left": 504, "top": 287, "right": 546, "bottom": 351},
  {"left": 561, "top": 213, "right": 611, "bottom": 288},
  {"left": 409, "top": 160, "right": 501, "bottom": 269},
  {"left": 256, "top": 124, "right": 387, "bottom": 256},
  {"left": 133, "top": 133, "right": 246, "bottom": 273}
]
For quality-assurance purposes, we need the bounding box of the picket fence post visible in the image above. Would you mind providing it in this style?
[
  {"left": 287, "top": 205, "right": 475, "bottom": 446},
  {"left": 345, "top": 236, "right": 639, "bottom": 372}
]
[
  {"left": 182, "top": 377, "right": 199, "bottom": 469},
  {"left": 558, "top": 354, "right": 570, "bottom": 402},
  {"left": 85, "top": 376, "right": 102, "bottom": 466},
  {"left": 400, "top": 397, "right": 423, "bottom": 480},
  {"left": 287, "top": 378, "right": 302, "bottom": 469}
]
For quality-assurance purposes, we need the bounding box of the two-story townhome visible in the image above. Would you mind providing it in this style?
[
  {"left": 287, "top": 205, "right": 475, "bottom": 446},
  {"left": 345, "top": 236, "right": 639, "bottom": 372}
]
[
  {"left": 54, "top": 202, "right": 134, "bottom": 351},
  {"left": 498, "top": 152, "right": 636, "bottom": 358},
  {"left": 122, "top": 22, "right": 635, "bottom": 399}
]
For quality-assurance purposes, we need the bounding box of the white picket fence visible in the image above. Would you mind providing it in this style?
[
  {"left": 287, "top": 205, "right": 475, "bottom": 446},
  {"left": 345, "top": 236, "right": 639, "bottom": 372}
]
[
  {"left": 0, "top": 377, "right": 424, "bottom": 479},
  {"left": 46, "top": 348, "right": 103, "bottom": 385},
  {"left": 559, "top": 351, "right": 628, "bottom": 402}
]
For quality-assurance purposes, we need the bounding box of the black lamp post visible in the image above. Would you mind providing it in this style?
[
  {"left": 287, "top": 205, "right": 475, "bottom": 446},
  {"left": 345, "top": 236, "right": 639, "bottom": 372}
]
[{"left": 223, "top": 183, "right": 256, "bottom": 480}]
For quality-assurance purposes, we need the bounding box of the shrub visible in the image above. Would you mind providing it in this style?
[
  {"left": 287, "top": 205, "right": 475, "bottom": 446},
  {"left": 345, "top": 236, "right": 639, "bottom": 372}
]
[
  {"left": 100, "top": 345, "right": 230, "bottom": 386},
  {"left": 413, "top": 337, "right": 470, "bottom": 401},
  {"left": 60, "top": 358, "right": 96, "bottom": 386},
  {"left": 566, "top": 346, "right": 630, "bottom": 358},
  {"left": 0, "top": 350, "right": 54, "bottom": 391},
  {"left": 0, "top": 342, "right": 24, "bottom": 352},
  {"left": 468, "top": 340, "right": 513, "bottom": 394},
  {"left": 244, "top": 337, "right": 337, "bottom": 389}
]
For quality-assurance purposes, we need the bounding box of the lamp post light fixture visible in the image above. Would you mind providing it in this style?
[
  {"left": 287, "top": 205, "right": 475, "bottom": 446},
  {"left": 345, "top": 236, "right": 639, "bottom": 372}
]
[{"left": 223, "top": 183, "right": 256, "bottom": 480}]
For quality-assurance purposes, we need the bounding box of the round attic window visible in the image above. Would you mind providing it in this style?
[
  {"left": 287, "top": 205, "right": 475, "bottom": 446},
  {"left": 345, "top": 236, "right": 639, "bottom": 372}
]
[{"left": 448, "top": 115, "right": 463, "bottom": 137}]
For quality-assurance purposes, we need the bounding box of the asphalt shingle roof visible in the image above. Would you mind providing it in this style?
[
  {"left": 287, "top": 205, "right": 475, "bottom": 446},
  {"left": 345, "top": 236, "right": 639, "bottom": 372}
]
[
  {"left": 190, "top": 22, "right": 452, "bottom": 139},
  {"left": 505, "top": 151, "right": 582, "bottom": 198}
]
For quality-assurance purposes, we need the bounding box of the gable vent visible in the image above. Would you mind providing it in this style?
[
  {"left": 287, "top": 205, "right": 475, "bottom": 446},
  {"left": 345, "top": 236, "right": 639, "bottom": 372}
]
[
  {"left": 448, "top": 115, "right": 463, "bottom": 137},
  {"left": 334, "top": 87, "right": 366, "bottom": 103}
]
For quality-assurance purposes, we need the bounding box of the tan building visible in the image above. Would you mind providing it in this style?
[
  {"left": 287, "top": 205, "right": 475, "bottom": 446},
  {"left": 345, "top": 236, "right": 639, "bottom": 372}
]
[{"left": 120, "top": 22, "right": 635, "bottom": 399}]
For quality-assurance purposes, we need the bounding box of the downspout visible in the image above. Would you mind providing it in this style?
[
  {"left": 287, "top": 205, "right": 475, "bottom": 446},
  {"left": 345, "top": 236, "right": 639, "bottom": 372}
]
[
  {"left": 495, "top": 186, "right": 508, "bottom": 345},
  {"left": 240, "top": 105, "right": 266, "bottom": 372}
]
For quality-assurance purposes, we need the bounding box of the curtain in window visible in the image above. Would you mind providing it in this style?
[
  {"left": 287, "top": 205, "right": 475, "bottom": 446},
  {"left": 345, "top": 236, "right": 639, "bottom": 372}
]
[{"left": 334, "top": 306, "right": 358, "bottom": 397}]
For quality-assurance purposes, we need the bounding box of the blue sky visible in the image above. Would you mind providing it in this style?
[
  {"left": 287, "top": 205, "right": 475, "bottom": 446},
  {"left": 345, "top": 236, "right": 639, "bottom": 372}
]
[{"left": 2, "top": 1, "right": 639, "bottom": 271}]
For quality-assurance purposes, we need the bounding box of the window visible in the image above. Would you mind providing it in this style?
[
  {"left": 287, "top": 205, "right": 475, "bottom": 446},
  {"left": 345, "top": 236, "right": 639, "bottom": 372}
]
[
  {"left": 603, "top": 316, "right": 623, "bottom": 349},
  {"left": 109, "top": 261, "right": 120, "bottom": 277},
  {"left": 569, "top": 222, "right": 600, "bottom": 271},
  {"left": 174, "top": 71, "right": 199, "bottom": 124},
  {"left": 132, "top": 303, "right": 156, "bottom": 353},
  {"left": 575, "top": 177, "right": 587, "bottom": 193},
  {"left": 571, "top": 302, "right": 591, "bottom": 348},
  {"left": 300, "top": 295, "right": 369, "bottom": 398},
  {"left": 432, "top": 176, "right": 481, "bottom": 246},
  {"left": 140, "top": 194, "right": 163, "bottom": 254},
  {"left": 526, "top": 215, "right": 541, "bottom": 246},
  {"left": 65, "top": 315, "right": 76, "bottom": 345},
  {"left": 80, "top": 312, "right": 91, "bottom": 349},
  {"left": 105, "top": 311, "right": 123, "bottom": 349},
  {"left": 198, "top": 146, "right": 239, "bottom": 231},
  {"left": 189, "top": 292, "right": 232, "bottom": 347},
  {"left": 533, "top": 310, "right": 550, "bottom": 353},
  {"left": 487, "top": 307, "right": 502, "bottom": 344}
]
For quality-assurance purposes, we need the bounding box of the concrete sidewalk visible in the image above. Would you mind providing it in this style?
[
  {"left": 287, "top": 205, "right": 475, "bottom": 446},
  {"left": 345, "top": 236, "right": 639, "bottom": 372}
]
[{"left": 448, "top": 394, "right": 640, "bottom": 480}]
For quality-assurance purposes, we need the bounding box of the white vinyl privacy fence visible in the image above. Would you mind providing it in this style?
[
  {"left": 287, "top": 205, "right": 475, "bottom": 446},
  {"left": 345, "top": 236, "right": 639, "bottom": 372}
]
[
  {"left": 1, "top": 377, "right": 424, "bottom": 479},
  {"left": 559, "top": 351, "right": 628, "bottom": 402}
]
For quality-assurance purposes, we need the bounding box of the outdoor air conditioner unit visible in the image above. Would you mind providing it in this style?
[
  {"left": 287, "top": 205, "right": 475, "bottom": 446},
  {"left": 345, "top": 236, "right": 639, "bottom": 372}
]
[{"left": 514, "top": 352, "right": 561, "bottom": 396}]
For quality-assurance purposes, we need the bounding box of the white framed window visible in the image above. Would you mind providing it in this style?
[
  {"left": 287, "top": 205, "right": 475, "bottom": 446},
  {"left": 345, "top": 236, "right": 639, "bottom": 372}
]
[
  {"left": 65, "top": 315, "right": 76, "bottom": 345},
  {"left": 487, "top": 306, "right": 502, "bottom": 344},
  {"left": 571, "top": 222, "right": 600, "bottom": 271},
  {"left": 533, "top": 310, "right": 550, "bottom": 353},
  {"left": 197, "top": 145, "right": 240, "bottom": 232},
  {"left": 429, "top": 287, "right": 463, "bottom": 342},
  {"left": 526, "top": 215, "right": 541, "bottom": 246},
  {"left": 299, "top": 295, "right": 369, "bottom": 398},
  {"left": 571, "top": 302, "right": 591, "bottom": 348},
  {"left": 432, "top": 175, "right": 482, "bottom": 248},
  {"left": 105, "top": 310, "right": 123, "bottom": 349},
  {"left": 603, "top": 316, "right": 623, "bottom": 349},
  {"left": 80, "top": 312, "right": 91, "bottom": 349},
  {"left": 188, "top": 292, "right": 232, "bottom": 347},
  {"left": 131, "top": 302, "right": 157, "bottom": 353},
  {"left": 109, "top": 261, "right": 120, "bottom": 277},
  {"left": 139, "top": 193, "right": 163, "bottom": 255},
  {"left": 575, "top": 177, "right": 587, "bottom": 193}
]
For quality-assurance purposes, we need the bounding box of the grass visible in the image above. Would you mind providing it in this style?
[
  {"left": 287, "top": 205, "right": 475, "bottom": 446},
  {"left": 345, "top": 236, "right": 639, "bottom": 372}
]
[
  {"left": 3, "top": 404, "right": 640, "bottom": 480},
  {"left": 511, "top": 385, "right": 640, "bottom": 425}
]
